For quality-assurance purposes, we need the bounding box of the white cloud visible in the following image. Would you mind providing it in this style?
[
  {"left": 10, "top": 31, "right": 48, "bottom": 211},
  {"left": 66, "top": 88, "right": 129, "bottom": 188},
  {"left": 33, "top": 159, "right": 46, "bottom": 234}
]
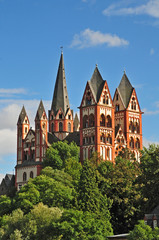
[
  {"left": 150, "top": 48, "right": 155, "bottom": 55},
  {"left": 143, "top": 138, "right": 159, "bottom": 147},
  {"left": 0, "top": 174, "right": 5, "bottom": 184},
  {"left": 0, "top": 88, "right": 27, "bottom": 98},
  {"left": 142, "top": 108, "right": 159, "bottom": 115},
  {"left": 103, "top": 0, "right": 159, "bottom": 18},
  {"left": 70, "top": 28, "right": 129, "bottom": 49}
]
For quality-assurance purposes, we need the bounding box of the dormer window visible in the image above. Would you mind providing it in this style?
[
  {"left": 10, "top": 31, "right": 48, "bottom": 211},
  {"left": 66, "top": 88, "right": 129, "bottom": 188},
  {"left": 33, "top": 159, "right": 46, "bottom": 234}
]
[{"left": 116, "top": 94, "right": 118, "bottom": 101}]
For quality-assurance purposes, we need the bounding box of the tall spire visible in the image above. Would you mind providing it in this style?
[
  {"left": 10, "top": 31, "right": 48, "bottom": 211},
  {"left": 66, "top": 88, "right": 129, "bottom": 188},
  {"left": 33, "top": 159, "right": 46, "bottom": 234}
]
[
  {"left": 17, "top": 106, "right": 27, "bottom": 124},
  {"left": 51, "top": 52, "right": 70, "bottom": 115},
  {"left": 36, "top": 100, "right": 46, "bottom": 120},
  {"left": 117, "top": 72, "right": 134, "bottom": 108}
]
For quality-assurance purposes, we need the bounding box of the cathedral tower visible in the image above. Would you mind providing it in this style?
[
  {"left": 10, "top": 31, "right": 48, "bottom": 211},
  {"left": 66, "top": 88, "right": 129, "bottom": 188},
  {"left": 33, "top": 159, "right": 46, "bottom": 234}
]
[
  {"left": 35, "top": 100, "right": 48, "bottom": 166},
  {"left": 17, "top": 106, "right": 30, "bottom": 165},
  {"left": 48, "top": 52, "right": 73, "bottom": 140},
  {"left": 79, "top": 66, "right": 115, "bottom": 163},
  {"left": 113, "top": 72, "right": 142, "bottom": 160}
]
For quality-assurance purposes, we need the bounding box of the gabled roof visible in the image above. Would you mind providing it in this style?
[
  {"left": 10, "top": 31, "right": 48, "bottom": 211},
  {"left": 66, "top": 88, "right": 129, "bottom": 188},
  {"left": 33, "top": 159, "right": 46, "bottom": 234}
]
[
  {"left": 63, "top": 131, "right": 80, "bottom": 146},
  {"left": 36, "top": 100, "right": 46, "bottom": 120},
  {"left": 51, "top": 52, "right": 70, "bottom": 115},
  {"left": 48, "top": 132, "right": 60, "bottom": 145},
  {"left": 117, "top": 73, "right": 134, "bottom": 108},
  {"left": 88, "top": 66, "right": 105, "bottom": 103},
  {"left": 17, "top": 106, "right": 27, "bottom": 124}
]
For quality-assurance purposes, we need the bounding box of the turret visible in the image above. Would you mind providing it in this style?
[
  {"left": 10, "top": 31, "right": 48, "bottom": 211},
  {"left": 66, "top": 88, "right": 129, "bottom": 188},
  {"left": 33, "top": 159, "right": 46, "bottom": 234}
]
[{"left": 35, "top": 100, "right": 48, "bottom": 162}]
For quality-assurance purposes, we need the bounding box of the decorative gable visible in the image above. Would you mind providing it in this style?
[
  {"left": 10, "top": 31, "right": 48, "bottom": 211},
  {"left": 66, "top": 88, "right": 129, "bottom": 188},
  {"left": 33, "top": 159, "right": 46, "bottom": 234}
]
[
  {"left": 113, "top": 88, "right": 125, "bottom": 112},
  {"left": 80, "top": 82, "right": 96, "bottom": 107},
  {"left": 115, "top": 126, "right": 127, "bottom": 157},
  {"left": 98, "top": 81, "right": 113, "bottom": 107},
  {"left": 127, "top": 89, "right": 141, "bottom": 112}
]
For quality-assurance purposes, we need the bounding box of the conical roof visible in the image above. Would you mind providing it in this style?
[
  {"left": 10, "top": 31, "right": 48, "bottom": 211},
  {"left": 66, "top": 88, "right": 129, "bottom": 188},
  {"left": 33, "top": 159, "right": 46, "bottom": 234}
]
[
  {"left": 17, "top": 106, "right": 27, "bottom": 124},
  {"left": 51, "top": 52, "right": 70, "bottom": 115},
  {"left": 36, "top": 100, "right": 46, "bottom": 120},
  {"left": 88, "top": 65, "right": 105, "bottom": 102},
  {"left": 117, "top": 73, "right": 134, "bottom": 108}
]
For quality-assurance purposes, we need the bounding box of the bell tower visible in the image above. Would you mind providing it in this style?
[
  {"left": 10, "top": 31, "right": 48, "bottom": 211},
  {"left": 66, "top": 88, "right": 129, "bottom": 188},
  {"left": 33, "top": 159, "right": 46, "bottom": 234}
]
[
  {"left": 35, "top": 100, "right": 48, "bottom": 165},
  {"left": 79, "top": 66, "right": 115, "bottom": 163},
  {"left": 49, "top": 51, "right": 73, "bottom": 140},
  {"left": 113, "top": 72, "right": 143, "bottom": 161},
  {"left": 17, "top": 106, "right": 30, "bottom": 165}
]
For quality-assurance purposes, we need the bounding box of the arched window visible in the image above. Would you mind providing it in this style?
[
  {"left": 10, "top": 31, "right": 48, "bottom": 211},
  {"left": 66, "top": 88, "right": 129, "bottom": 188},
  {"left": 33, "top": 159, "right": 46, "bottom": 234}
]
[
  {"left": 86, "top": 91, "right": 91, "bottom": 106},
  {"left": 23, "top": 172, "right": 27, "bottom": 182},
  {"left": 30, "top": 171, "right": 34, "bottom": 178},
  {"left": 89, "top": 114, "right": 95, "bottom": 127},
  {"left": 100, "top": 114, "right": 105, "bottom": 127},
  {"left": 107, "top": 115, "right": 112, "bottom": 128},
  {"left": 100, "top": 133, "right": 105, "bottom": 143},
  {"left": 107, "top": 148, "right": 110, "bottom": 160},
  {"left": 116, "top": 105, "right": 120, "bottom": 112},
  {"left": 59, "top": 122, "right": 63, "bottom": 132},
  {"left": 68, "top": 122, "right": 71, "bottom": 132},
  {"left": 129, "top": 137, "right": 134, "bottom": 148},
  {"left": 136, "top": 138, "right": 140, "bottom": 149},
  {"left": 107, "top": 134, "right": 112, "bottom": 144},
  {"left": 83, "top": 115, "right": 88, "bottom": 128},
  {"left": 129, "top": 121, "right": 133, "bottom": 132},
  {"left": 51, "top": 123, "right": 54, "bottom": 133}
]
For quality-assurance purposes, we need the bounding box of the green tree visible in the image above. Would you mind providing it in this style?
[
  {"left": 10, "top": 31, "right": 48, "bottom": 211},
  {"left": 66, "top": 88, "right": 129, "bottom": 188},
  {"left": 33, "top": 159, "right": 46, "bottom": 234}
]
[
  {"left": 138, "top": 144, "right": 159, "bottom": 213},
  {"left": 0, "top": 195, "right": 12, "bottom": 216},
  {"left": 52, "top": 209, "right": 113, "bottom": 240},
  {"left": 128, "top": 220, "right": 158, "bottom": 240},
  {"left": 98, "top": 157, "right": 142, "bottom": 234},
  {"left": 77, "top": 159, "right": 112, "bottom": 221},
  {"left": 43, "top": 141, "right": 79, "bottom": 170}
]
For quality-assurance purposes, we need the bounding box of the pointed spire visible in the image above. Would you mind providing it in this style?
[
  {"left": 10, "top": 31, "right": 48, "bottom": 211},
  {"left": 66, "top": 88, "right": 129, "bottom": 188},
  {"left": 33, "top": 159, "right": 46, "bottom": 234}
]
[
  {"left": 36, "top": 100, "right": 46, "bottom": 120},
  {"left": 51, "top": 52, "right": 70, "bottom": 115},
  {"left": 17, "top": 106, "right": 27, "bottom": 124},
  {"left": 74, "top": 113, "right": 80, "bottom": 131},
  {"left": 89, "top": 65, "right": 105, "bottom": 102},
  {"left": 117, "top": 72, "right": 134, "bottom": 108}
]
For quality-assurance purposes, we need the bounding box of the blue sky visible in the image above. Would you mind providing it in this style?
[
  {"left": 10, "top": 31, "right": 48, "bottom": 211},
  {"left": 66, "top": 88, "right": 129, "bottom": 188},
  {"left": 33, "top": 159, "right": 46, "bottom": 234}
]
[{"left": 1, "top": 0, "right": 159, "bottom": 181}]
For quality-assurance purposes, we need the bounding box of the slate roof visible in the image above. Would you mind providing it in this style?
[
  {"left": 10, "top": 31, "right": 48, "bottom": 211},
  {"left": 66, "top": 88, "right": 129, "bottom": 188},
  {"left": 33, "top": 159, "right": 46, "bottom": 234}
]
[
  {"left": 63, "top": 131, "right": 80, "bottom": 146},
  {"left": 36, "top": 100, "right": 46, "bottom": 120},
  {"left": 51, "top": 52, "right": 70, "bottom": 115},
  {"left": 15, "top": 160, "right": 42, "bottom": 168},
  {"left": 17, "top": 106, "right": 27, "bottom": 124},
  {"left": 88, "top": 66, "right": 105, "bottom": 103},
  {"left": 48, "top": 132, "right": 60, "bottom": 144},
  {"left": 117, "top": 73, "right": 134, "bottom": 108}
]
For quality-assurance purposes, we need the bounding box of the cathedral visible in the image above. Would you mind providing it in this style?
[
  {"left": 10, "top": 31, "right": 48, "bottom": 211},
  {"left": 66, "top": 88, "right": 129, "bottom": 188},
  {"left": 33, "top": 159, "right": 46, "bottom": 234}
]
[{"left": 15, "top": 52, "right": 143, "bottom": 190}]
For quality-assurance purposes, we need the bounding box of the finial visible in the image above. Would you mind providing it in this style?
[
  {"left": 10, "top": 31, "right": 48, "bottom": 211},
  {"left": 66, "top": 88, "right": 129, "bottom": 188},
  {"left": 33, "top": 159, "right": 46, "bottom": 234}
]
[
  {"left": 60, "top": 46, "right": 63, "bottom": 53},
  {"left": 124, "top": 68, "right": 126, "bottom": 74},
  {"left": 96, "top": 63, "right": 98, "bottom": 68}
]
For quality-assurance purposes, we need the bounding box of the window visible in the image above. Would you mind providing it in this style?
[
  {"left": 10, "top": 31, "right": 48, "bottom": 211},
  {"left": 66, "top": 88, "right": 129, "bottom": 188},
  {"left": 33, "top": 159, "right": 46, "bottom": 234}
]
[
  {"left": 107, "top": 115, "right": 112, "bottom": 128},
  {"left": 86, "top": 92, "right": 92, "bottom": 106},
  {"left": 129, "top": 137, "right": 134, "bottom": 148},
  {"left": 68, "top": 122, "right": 71, "bottom": 132},
  {"left": 83, "top": 115, "right": 88, "bottom": 128},
  {"left": 100, "top": 134, "right": 105, "bottom": 143},
  {"left": 30, "top": 171, "right": 34, "bottom": 178},
  {"left": 23, "top": 172, "right": 27, "bottom": 182},
  {"left": 100, "top": 114, "right": 105, "bottom": 127},
  {"left": 107, "top": 134, "right": 112, "bottom": 144},
  {"left": 59, "top": 114, "right": 62, "bottom": 119},
  {"left": 25, "top": 127, "right": 27, "bottom": 133},
  {"left": 59, "top": 122, "right": 63, "bottom": 132},
  {"left": 89, "top": 114, "right": 95, "bottom": 127},
  {"left": 136, "top": 138, "right": 140, "bottom": 149},
  {"left": 116, "top": 94, "right": 118, "bottom": 101},
  {"left": 51, "top": 123, "right": 54, "bottom": 133},
  {"left": 129, "top": 121, "right": 133, "bottom": 132},
  {"left": 116, "top": 105, "right": 120, "bottom": 112},
  {"left": 68, "top": 115, "right": 71, "bottom": 120}
]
